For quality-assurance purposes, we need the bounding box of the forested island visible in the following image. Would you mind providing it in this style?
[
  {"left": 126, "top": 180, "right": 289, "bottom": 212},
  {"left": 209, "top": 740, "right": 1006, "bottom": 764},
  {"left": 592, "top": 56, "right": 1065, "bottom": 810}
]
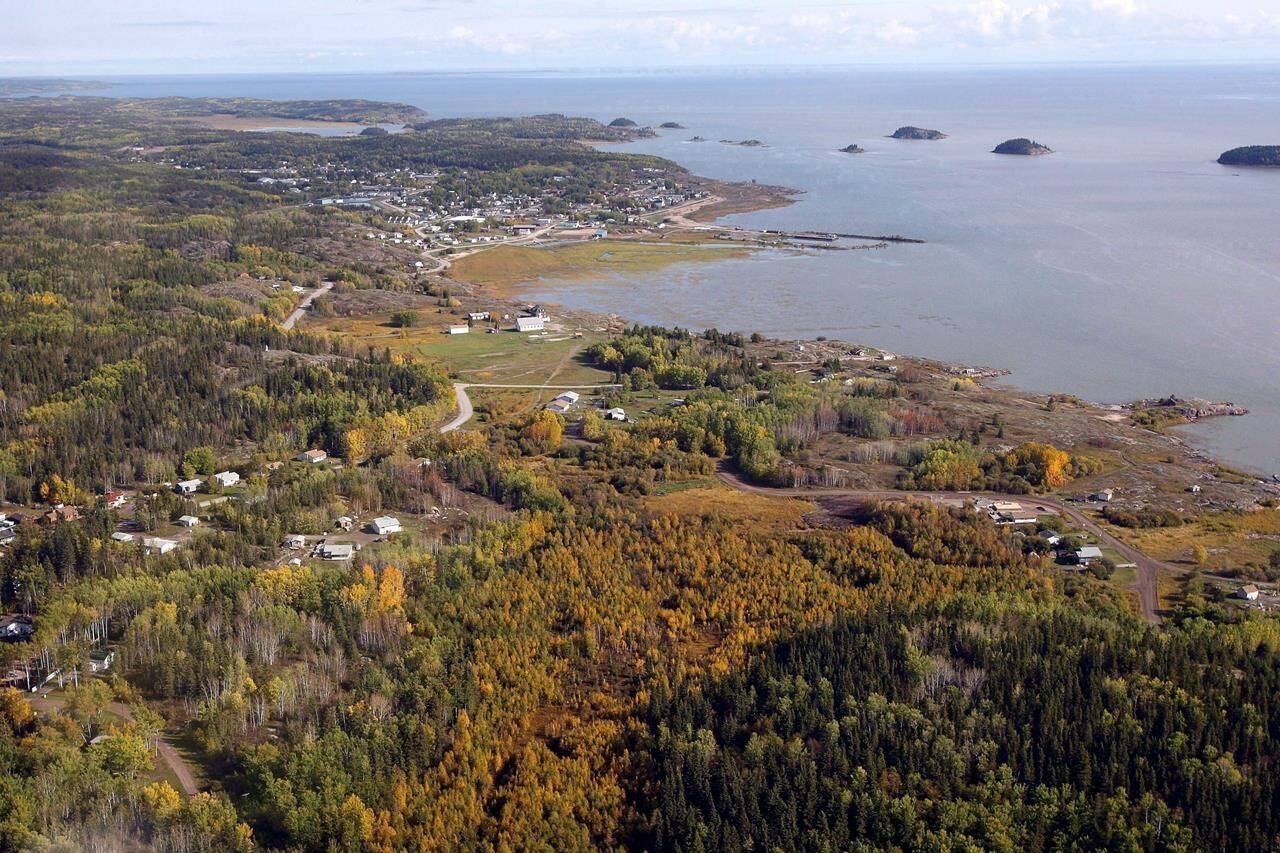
[
  {"left": 840, "top": 143, "right": 866, "bottom": 153},
  {"left": 993, "top": 137, "right": 1053, "bottom": 155},
  {"left": 0, "top": 93, "right": 1278, "bottom": 851},
  {"left": 1218, "top": 145, "right": 1280, "bottom": 167},
  {"left": 890, "top": 125, "right": 947, "bottom": 139},
  {"left": 659, "top": 121, "right": 685, "bottom": 129}
]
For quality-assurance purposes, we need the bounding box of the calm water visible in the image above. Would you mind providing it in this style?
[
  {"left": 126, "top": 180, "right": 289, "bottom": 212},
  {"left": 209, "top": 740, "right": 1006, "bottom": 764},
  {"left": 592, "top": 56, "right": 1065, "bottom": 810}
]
[{"left": 87, "top": 66, "right": 1280, "bottom": 474}]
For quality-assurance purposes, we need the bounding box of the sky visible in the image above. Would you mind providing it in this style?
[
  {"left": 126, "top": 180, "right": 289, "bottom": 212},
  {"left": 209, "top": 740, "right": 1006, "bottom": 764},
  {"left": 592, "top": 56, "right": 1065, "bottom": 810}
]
[{"left": 3, "top": 0, "right": 1279, "bottom": 77}]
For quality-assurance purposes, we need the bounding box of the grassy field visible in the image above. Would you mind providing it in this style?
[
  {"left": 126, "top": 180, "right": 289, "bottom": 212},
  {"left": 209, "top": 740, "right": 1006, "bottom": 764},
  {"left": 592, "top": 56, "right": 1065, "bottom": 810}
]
[
  {"left": 446, "top": 238, "right": 751, "bottom": 292},
  {"left": 644, "top": 485, "right": 817, "bottom": 529},
  {"left": 1112, "top": 507, "right": 1280, "bottom": 572}
]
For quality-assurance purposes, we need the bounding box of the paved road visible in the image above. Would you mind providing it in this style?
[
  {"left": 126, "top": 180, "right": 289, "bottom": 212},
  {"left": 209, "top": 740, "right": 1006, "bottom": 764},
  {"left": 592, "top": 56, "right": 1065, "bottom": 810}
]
[
  {"left": 715, "top": 466, "right": 1165, "bottom": 623},
  {"left": 439, "top": 382, "right": 622, "bottom": 433},
  {"left": 281, "top": 282, "right": 333, "bottom": 330},
  {"left": 29, "top": 694, "right": 200, "bottom": 795}
]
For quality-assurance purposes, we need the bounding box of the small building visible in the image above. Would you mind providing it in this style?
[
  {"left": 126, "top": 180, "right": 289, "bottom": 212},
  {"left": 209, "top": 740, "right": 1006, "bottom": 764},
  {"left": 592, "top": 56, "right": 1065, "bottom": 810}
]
[
  {"left": 606, "top": 407, "right": 627, "bottom": 421},
  {"left": 87, "top": 649, "right": 115, "bottom": 673},
  {"left": 40, "top": 506, "right": 80, "bottom": 527},
  {"left": 0, "top": 615, "right": 34, "bottom": 642},
  {"left": 1075, "top": 546, "right": 1104, "bottom": 565},
  {"left": 143, "top": 537, "right": 178, "bottom": 555},
  {"left": 447, "top": 325, "right": 470, "bottom": 335},
  {"left": 175, "top": 479, "right": 203, "bottom": 495},
  {"left": 318, "top": 541, "right": 354, "bottom": 561},
  {"left": 104, "top": 491, "right": 128, "bottom": 509},
  {"left": 111, "top": 532, "right": 135, "bottom": 543},
  {"left": 468, "top": 311, "right": 491, "bottom": 321},
  {"left": 370, "top": 516, "right": 403, "bottom": 536},
  {"left": 516, "top": 315, "right": 546, "bottom": 333},
  {"left": 213, "top": 471, "right": 240, "bottom": 488},
  {"left": 178, "top": 515, "right": 200, "bottom": 528},
  {"left": 335, "top": 516, "right": 354, "bottom": 531},
  {"left": 1189, "top": 485, "right": 1202, "bottom": 494},
  {"left": 1237, "top": 584, "right": 1260, "bottom": 601},
  {"left": 1092, "top": 488, "right": 1115, "bottom": 502},
  {"left": 285, "top": 534, "right": 307, "bottom": 550},
  {"left": 296, "top": 449, "right": 328, "bottom": 464}
]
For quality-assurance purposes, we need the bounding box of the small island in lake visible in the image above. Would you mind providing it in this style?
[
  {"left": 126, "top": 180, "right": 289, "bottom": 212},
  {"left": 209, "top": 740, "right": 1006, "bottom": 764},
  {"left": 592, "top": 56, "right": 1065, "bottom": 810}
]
[
  {"left": 721, "top": 139, "right": 765, "bottom": 147},
  {"left": 659, "top": 121, "right": 685, "bottom": 129},
  {"left": 687, "top": 136, "right": 707, "bottom": 142},
  {"left": 890, "top": 126, "right": 946, "bottom": 140},
  {"left": 608, "top": 117, "right": 638, "bottom": 128},
  {"left": 358, "top": 126, "right": 389, "bottom": 137},
  {"left": 840, "top": 144, "right": 866, "bottom": 153},
  {"left": 993, "top": 138, "right": 1053, "bottom": 156},
  {"left": 1217, "top": 145, "right": 1280, "bottom": 167}
]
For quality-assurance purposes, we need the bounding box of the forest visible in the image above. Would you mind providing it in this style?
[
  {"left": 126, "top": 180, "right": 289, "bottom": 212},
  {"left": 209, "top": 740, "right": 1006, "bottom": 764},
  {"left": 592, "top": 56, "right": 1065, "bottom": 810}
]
[{"left": 0, "top": 96, "right": 1277, "bottom": 851}]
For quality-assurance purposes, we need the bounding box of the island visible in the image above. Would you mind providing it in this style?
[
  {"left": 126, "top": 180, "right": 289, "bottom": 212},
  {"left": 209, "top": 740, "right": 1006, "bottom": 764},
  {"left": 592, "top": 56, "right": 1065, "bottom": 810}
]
[
  {"left": 890, "top": 126, "right": 947, "bottom": 140},
  {"left": 608, "top": 117, "right": 638, "bottom": 128},
  {"left": 1217, "top": 145, "right": 1280, "bottom": 167},
  {"left": 721, "top": 139, "right": 765, "bottom": 147},
  {"left": 993, "top": 138, "right": 1053, "bottom": 156},
  {"left": 840, "top": 144, "right": 866, "bottom": 154},
  {"left": 688, "top": 136, "right": 708, "bottom": 142},
  {"left": 358, "top": 126, "right": 389, "bottom": 137},
  {"left": 659, "top": 121, "right": 686, "bottom": 129}
]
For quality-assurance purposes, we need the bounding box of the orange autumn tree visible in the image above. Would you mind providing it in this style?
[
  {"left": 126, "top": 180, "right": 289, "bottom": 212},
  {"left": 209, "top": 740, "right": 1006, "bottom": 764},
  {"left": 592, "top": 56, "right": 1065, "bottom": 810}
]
[{"left": 340, "top": 564, "right": 409, "bottom": 650}]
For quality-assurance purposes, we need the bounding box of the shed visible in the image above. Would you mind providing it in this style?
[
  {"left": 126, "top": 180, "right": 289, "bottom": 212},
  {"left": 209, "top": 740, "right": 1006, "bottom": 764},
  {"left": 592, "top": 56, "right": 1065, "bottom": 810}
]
[{"left": 178, "top": 515, "right": 200, "bottom": 527}]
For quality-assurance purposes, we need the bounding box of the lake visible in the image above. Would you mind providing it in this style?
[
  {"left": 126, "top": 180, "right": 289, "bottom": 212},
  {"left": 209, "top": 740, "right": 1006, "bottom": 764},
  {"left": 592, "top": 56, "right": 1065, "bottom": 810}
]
[{"left": 88, "top": 65, "right": 1280, "bottom": 475}]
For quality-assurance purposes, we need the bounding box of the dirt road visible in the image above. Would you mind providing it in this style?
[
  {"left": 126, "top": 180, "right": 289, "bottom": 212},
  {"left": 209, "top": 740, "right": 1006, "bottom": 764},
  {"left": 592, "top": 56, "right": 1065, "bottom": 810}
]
[
  {"left": 281, "top": 281, "right": 333, "bottom": 330},
  {"left": 715, "top": 466, "right": 1165, "bottom": 623}
]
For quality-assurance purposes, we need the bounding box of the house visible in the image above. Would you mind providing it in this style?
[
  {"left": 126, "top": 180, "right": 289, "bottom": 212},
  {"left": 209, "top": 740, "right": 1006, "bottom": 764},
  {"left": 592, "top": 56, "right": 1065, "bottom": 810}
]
[
  {"left": 606, "top": 407, "right": 627, "bottom": 421},
  {"left": 1075, "top": 546, "right": 1104, "bottom": 565},
  {"left": 317, "top": 541, "right": 354, "bottom": 561},
  {"left": 87, "top": 649, "right": 115, "bottom": 673},
  {"left": 213, "top": 470, "right": 240, "bottom": 488},
  {"left": 335, "top": 516, "right": 354, "bottom": 531},
  {"left": 1045, "top": 534, "right": 1062, "bottom": 547},
  {"left": 40, "top": 505, "right": 80, "bottom": 527},
  {"left": 143, "top": 537, "right": 178, "bottom": 555},
  {"left": 0, "top": 615, "right": 34, "bottom": 642},
  {"left": 104, "top": 490, "right": 128, "bottom": 509},
  {"left": 447, "top": 324, "right": 470, "bottom": 335},
  {"left": 1189, "top": 485, "right": 1202, "bottom": 494},
  {"left": 178, "top": 515, "right": 200, "bottom": 528},
  {"left": 370, "top": 516, "right": 402, "bottom": 536},
  {"left": 285, "top": 534, "right": 307, "bottom": 550},
  {"left": 175, "top": 479, "right": 203, "bottom": 495},
  {"left": 468, "top": 311, "right": 491, "bottom": 321},
  {"left": 296, "top": 449, "right": 328, "bottom": 464},
  {"left": 1092, "top": 488, "right": 1115, "bottom": 502},
  {"left": 111, "top": 532, "right": 135, "bottom": 543},
  {"left": 1237, "top": 584, "right": 1260, "bottom": 601},
  {"left": 516, "top": 315, "right": 546, "bottom": 333}
]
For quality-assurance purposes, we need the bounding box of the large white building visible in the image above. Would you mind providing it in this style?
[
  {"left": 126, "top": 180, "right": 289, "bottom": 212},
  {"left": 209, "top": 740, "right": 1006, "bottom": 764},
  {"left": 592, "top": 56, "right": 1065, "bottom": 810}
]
[
  {"left": 516, "top": 315, "right": 546, "bottom": 333},
  {"left": 370, "top": 516, "right": 403, "bottom": 536}
]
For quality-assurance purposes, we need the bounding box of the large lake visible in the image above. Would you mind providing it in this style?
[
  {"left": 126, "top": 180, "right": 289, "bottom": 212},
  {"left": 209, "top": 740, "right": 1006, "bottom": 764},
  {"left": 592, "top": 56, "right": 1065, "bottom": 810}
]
[{"left": 91, "top": 66, "right": 1280, "bottom": 475}]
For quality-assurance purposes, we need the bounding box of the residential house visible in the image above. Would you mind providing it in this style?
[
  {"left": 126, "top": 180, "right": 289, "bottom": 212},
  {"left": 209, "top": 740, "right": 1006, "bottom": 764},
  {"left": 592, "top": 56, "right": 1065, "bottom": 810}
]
[
  {"left": 296, "top": 449, "right": 328, "bottom": 464},
  {"left": 285, "top": 534, "right": 307, "bottom": 550},
  {"left": 175, "top": 479, "right": 203, "bottom": 495},
  {"left": 213, "top": 471, "right": 240, "bottom": 488},
  {"left": 335, "top": 516, "right": 354, "bottom": 531},
  {"left": 111, "top": 532, "right": 135, "bottom": 543},
  {"left": 447, "top": 324, "right": 470, "bottom": 335},
  {"left": 40, "top": 505, "right": 80, "bottom": 527},
  {"left": 1237, "top": 584, "right": 1261, "bottom": 601},
  {"left": 318, "top": 541, "right": 354, "bottom": 561},
  {"left": 104, "top": 491, "right": 128, "bottom": 509},
  {"left": 516, "top": 315, "right": 546, "bottom": 333},
  {"left": 1075, "top": 546, "right": 1103, "bottom": 565},
  {"left": 606, "top": 407, "right": 627, "bottom": 421},
  {"left": 143, "top": 537, "right": 178, "bottom": 555},
  {"left": 0, "top": 615, "right": 34, "bottom": 642},
  {"left": 178, "top": 515, "right": 200, "bottom": 527},
  {"left": 87, "top": 649, "right": 116, "bottom": 673}
]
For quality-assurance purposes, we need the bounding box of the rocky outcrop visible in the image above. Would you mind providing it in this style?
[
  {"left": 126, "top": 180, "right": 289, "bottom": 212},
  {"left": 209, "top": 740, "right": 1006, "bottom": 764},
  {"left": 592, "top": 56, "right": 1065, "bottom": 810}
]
[
  {"left": 992, "top": 138, "right": 1052, "bottom": 156},
  {"left": 890, "top": 126, "right": 946, "bottom": 140},
  {"left": 840, "top": 144, "right": 866, "bottom": 153}
]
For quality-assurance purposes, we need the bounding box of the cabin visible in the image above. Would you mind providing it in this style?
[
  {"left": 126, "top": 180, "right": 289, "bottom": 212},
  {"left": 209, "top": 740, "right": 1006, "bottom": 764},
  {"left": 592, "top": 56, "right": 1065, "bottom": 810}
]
[
  {"left": 516, "top": 315, "right": 546, "bottom": 333},
  {"left": 104, "top": 491, "right": 128, "bottom": 509},
  {"left": 40, "top": 506, "right": 80, "bottom": 527},
  {"left": 87, "top": 649, "right": 116, "bottom": 673},
  {"left": 213, "top": 471, "right": 240, "bottom": 487},
  {"left": 178, "top": 515, "right": 200, "bottom": 528},
  {"left": 1237, "top": 584, "right": 1260, "bottom": 601},
  {"left": 285, "top": 534, "right": 307, "bottom": 550},
  {"left": 335, "top": 516, "right": 354, "bottom": 531},
  {"left": 606, "top": 407, "right": 627, "bottom": 421},
  {"left": 296, "top": 449, "right": 328, "bottom": 464},
  {"left": 175, "top": 479, "right": 203, "bottom": 495},
  {"left": 1092, "top": 488, "right": 1115, "bottom": 502},
  {"left": 370, "top": 516, "right": 403, "bottom": 536},
  {"left": 111, "top": 532, "right": 135, "bottom": 543},
  {"left": 1075, "top": 546, "right": 1103, "bottom": 565}
]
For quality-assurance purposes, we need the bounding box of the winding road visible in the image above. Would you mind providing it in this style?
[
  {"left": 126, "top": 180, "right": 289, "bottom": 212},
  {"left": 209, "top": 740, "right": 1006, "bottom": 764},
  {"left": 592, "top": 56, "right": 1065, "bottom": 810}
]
[{"left": 715, "top": 466, "right": 1166, "bottom": 623}]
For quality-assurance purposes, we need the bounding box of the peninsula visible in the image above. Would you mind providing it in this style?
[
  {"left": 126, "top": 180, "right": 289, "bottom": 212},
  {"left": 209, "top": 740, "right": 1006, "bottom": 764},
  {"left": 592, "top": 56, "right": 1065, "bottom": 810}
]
[
  {"left": 1217, "top": 145, "right": 1280, "bottom": 167},
  {"left": 993, "top": 138, "right": 1053, "bottom": 156},
  {"left": 890, "top": 126, "right": 947, "bottom": 140}
]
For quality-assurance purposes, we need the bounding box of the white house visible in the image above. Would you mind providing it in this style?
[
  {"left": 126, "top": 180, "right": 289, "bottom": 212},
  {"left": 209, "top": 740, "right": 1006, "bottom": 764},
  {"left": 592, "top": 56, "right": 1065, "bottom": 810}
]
[
  {"left": 143, "top": 537, "right": 178, "bottom": 555},
  {"left": 1237, "top": 584, "right": 1260, "bottom": 601},
  {"left": 1075, "top": 546, "right": 1103, "bottom": 565},
  {"left": 285, "top": 534, "right": 307, "bottom": 550},
  {"left": 87, "top": 649, "right": 115, "bottom": 673},
  {"left": 335, "top": 516, "right": 354, "bottom": 531},
  {"left": 213, "top": 471, "right": 240, "bottom": 488},
  {"left": 468, "top": 311, "right": 491, "bottom": 321},
  {"left": 111, "top": 531, "right": 135, "bottom": 543},
  {"left": 1092, "top": 488, "right": 1115, "bottom": 502},
  {"left": 447, "top": 325, "right": 470, "bottom": 335},
  {"left": 606, "top": 407, "right": 627, "bottom": 421},
  {"left": 516, "top": 315, "right": 546, "bottom": 333},
  {"left": 370, "top": 516, "right": 402, "bottom": 536},
  {"left": 175, "top": 479, "right": 203, "bottom": 495},
  {"left": 296, "top": 449, "right": 328, "bottom": 464},
  {"left": 318, "top": 541, "right": 354, "bottom": 561},
  {"left": 178, "top": 515, "right": 200, "bottom": 528}
]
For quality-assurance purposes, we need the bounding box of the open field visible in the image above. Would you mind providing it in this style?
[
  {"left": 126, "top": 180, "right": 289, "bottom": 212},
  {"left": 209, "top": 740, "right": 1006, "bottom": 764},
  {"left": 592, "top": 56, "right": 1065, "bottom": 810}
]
[
  {"left": 644, "top": 485, "right": 817, "bottom": 528},
  {"left": 446, "top": 238, "right": 751, "bottom": 293},
  {"left": 1108, "top": 507, "right": 1280, "bottom": 574}
]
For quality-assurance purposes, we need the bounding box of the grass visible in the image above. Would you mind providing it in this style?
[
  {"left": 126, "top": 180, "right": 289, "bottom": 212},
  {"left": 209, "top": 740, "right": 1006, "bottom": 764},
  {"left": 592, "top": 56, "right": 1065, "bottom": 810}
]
[
  {"left": 644, "top": 485, "right": 816, "bottom": 529},
  {"left": 446, "top": 237, "right": 750, "bottom": 291},
  {"left": 1114, "top": 507, "right": 1280, "bottom": 573}
]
